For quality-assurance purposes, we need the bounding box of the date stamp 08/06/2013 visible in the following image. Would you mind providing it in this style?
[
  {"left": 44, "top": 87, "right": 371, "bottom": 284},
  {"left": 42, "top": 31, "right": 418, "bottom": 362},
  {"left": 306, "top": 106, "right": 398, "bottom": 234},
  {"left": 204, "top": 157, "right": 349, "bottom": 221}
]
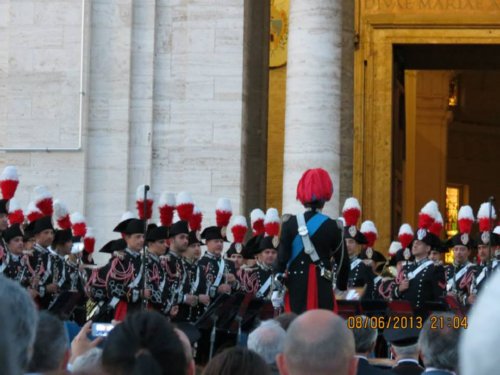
[{"left": 346, "top": 315, "right": 468, "bottom": 330}]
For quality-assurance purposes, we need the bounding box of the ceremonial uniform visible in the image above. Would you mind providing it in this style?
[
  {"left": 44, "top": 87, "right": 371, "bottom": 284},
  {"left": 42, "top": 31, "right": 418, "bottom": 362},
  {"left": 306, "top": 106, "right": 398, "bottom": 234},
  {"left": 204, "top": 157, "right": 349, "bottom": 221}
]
[
  {"left": 2, "top": 252, "right": 30, "bottom": 287},
  {"left": 198, "top": 251, "right": 237, "bottom": 298},
  {"left": 348, "top": 256, "right": 376, "bottom": 300},
  {"left": 444, "top": 262, "right": 476, "bottom": 305},
  {"left": 183, "top": 258, "right": 207, "bottom": 321},
  {"left": 238, "top": 262, "right": 274, "bottom": 299},
  {"left": 29, "top": 243, "right": 55, "bottom": 308},
  {"left": 277, "top": 210, "right": 348, "bottom": 314},
  {"left": 163, "top": 250, "right": 192, "bottom": 319},
  {"left": 392, "top": 258, "right": 446, "bottom": 309}
]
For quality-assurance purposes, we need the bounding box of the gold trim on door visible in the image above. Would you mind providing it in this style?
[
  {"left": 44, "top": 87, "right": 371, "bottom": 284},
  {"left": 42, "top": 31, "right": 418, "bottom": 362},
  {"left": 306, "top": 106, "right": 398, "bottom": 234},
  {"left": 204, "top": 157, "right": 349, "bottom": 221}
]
[{"left": 354, "top": 3, "right": 500, "bottom": 252}]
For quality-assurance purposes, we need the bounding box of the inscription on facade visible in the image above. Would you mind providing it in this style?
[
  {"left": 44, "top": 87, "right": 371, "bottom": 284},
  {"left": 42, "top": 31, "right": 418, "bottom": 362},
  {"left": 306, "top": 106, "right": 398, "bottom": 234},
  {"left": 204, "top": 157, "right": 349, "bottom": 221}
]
[{"left": 364, "top": 0, "right": 500, "bottom": 11}]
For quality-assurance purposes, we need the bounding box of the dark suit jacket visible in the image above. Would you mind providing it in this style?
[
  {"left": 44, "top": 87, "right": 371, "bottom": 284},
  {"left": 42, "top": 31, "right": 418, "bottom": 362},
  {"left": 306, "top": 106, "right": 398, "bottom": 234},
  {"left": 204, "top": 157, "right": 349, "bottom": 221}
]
[
  {"left": 357, "top": 357, "right": 395, "bottom": 375},
  {"left": 277, "top": 210, "right": 349, "bottom": 314},
  {"left": 392, "top": 360, "right": 424, "bottom": 375}
]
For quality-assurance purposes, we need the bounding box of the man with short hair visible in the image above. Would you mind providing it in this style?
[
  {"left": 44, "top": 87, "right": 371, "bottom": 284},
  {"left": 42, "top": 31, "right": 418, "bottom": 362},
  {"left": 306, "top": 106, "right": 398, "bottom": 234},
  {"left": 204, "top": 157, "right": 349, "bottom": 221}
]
[
  {"left": 248, "top": 320, "right": 286, "bottom": 375},
  {"left": 164, "top": 221, "right": 205, "bottom": 321},
  {"left": 27, "top": 215, "right": 58, "bottom": 308},
  {"left": 276, "top": 309, "right": 357, "bottom": 375},
  {"left": 238, "top": 234, "right": 279, "bottom": 300},
  {"left": 27, "top": 311, "right": 70, "bottom": 373},
  {"left": 0, "top": 275, "right": 39, "bottom": 372},
  {"left": 392, "top": 229, "right": 446, "bottom": 309},
  {"left": 350, "top": 315, "right": 391, "bottom": 375},
  {"left": 384, "top": 326, "right": 423, "bottom": 375},
  {"left": 2, "top": 224, "right": 31, "bottom": 288},
  {"left": 103, "top": 218, "right": 147, "bottom": 320},
  {"left": 444, "top": 232, "right": 476, "bottom": 306},
  {"left": 198, "top": 226, "right": 238, "bottom": 298},
  {"left": 460, "top": 271, "right": 500, "bottom": 375},
  {"left": 419, "top": 312, "right": 463, "bottom": 374},
  {"left": 144, "top": 224, "right": 169, "bottom": 312}
]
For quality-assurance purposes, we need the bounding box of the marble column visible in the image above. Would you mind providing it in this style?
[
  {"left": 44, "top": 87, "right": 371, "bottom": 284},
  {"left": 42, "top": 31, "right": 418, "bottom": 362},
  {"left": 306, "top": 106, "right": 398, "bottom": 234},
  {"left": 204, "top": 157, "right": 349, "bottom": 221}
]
[{"left": 282, "top": 0, "right": 343, "bottom": 216}]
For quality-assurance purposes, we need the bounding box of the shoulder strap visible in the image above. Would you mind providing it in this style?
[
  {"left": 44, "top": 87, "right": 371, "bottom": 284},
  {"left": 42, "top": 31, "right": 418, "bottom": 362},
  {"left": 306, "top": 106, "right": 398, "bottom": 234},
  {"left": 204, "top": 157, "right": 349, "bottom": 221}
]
[{"left": 288, "top": 212, "right": 329, "bottom": 268}]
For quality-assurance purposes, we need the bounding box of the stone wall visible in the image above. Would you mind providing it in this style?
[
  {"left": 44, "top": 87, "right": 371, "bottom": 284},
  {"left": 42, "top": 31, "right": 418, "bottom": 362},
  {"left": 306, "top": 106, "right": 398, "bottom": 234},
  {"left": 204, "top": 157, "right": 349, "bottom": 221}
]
[{"left": 0, "top": 0, "right": 246, "bottom": 256}]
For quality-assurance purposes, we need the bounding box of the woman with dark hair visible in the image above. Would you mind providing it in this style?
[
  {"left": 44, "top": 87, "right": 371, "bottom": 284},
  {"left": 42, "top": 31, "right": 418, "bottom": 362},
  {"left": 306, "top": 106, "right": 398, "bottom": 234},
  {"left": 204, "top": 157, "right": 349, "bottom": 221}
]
[
  {"left": 102, "top": 311, "right": 188, "bottom": 375},
  {"left": 202, "top": 347, "right": 272, "bottom": 375}
]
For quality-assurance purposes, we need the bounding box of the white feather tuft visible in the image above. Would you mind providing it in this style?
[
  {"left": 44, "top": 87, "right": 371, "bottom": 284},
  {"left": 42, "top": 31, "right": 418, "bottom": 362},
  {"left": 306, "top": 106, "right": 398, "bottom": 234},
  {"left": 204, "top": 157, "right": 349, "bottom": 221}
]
[
  {"left": 435, "top": 211, "right": 443, "bottom": 224},
  {"left": 34, "top": 185, "right": 52, "bottom": 201},
  {"left": 53, "top": 199, "right": 69, "bottom": 219},
  {"left": 136, "top": 185, "right": 151, "bottom": 201},
  {"left": 7, "top": 198, "right": 21, "bottom": 213},
  {"left": 458, "top": 206, "right": 474, "bottom": 221},
  {"left": 398, "top": 223, "right": 414, "bottom": 236},
  {"left": 232, "top": 215, "right": 248, "bottom": 228},
  {"left": 494, "top": 226, "right": 500, "bottom": 235},
  {"left": 250, "top": 208, "right": 265, "bottom": 223},
  {"left": 159, "top": 192, "right": 176, "bottom": 207},
  {"left": 0, "top": 166, "right": 19, "bottom": 181},
  {"left": 176, "top": 192, "right": 193, "bottom": 205},
  {"left": 342, "top": 197, "right": 361, "bottom": 212},
  {"left": 477, "top": 202, "right": 497, "bottom": 220},
  {"left": 360, "top": 220, "right": 378, "bottom": 235},
  {"left": 389, "top": 241, "right": 402, "bottom": 255},
  {"left": 26, "top": 202, "right": 41, "bottom": 215},
  {"left": 193, "top": 205, "right": 201, "bottom": 215},
  {"left": 264, "top": 208, "right": 280, "bottom": 224},
  {"left": 420, "top": 200, "right": 439, "bottom": 218},
  {"left": 70, "top": 212, "right": 86, "bottom": 224},
  {"left": 216, "top": 198, "right": 232, "bottom": 212},
  {"left": 85, "top": 227, "right": 94, "bottom": 238}
]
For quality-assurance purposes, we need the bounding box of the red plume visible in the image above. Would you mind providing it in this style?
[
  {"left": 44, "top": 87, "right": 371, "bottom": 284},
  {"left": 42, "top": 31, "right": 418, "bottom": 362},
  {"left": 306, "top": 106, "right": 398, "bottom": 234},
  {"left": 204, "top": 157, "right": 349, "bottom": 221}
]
[
  {"left": 360, "top": 221, "right": 378, "bottom": 248},
  {"left": 216, "top": 198, "right": 232, "bottom": 228},
  {"left": 477, "top": 202, "right": 497, "bottom": 232},
  {"left": 231, "top": 216, "right": 248, "bottom": 244},
  {"left": 418, "top": 201, "right": 438, "bottom": 230},
  {"left": 296, "top": 168, "right": 333, "bottom": 205},
  {"left": 54, "top": 200, "right": 72, "bottom": 230},
  {"left": 136, "top": 185, "right": 153, "bottom": 220},
  {"left": 7, "top": 198, "right": 24, "bottom": 225},
  {"left": 158, "top": 192, "right": 176, "bottom": 227},
  {"left": 176, "top": 192, "right": 194, "bottom": 221},
  {"left": 251, "top": 209, "right": 265, "bottom": 236},
  {"left": 342, "top": 198, "right": 361, "bottom": 227},
  {"left": 84, "top": 228, "right": 95, "bottom": 254},
  {"left": 26, "top": 202, "right": 43, "bottom": 223},
  {"left": 429, "top": 212, "right": 443, "bottom": 237},
  {"left": 264, "top": 208, "right": 280, "bottom": 237},
  {"left": 398, "top": 224, "right": 414, "bottom": 250},
  {"left": 70, "top": 212, "right": 87, "bottom": 237},
  {"left": 34, "top": 186, "right": 53, "bottom": 217},
  {"left": 0, "top": 166, "right": 19, "bottom": 200},
  {"left": 458, "top": 206, "right": 474, "bottom": 234},
  {"left": 189, "top": 206, "right": 203, "bottom": 232}
]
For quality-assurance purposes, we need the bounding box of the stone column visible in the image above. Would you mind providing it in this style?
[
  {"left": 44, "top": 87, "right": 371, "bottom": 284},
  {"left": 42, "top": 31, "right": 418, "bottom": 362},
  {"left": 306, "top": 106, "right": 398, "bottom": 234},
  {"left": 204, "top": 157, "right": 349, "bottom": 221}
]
[{"left": 282, "top": 0, "right": 343, "bottom": 216}]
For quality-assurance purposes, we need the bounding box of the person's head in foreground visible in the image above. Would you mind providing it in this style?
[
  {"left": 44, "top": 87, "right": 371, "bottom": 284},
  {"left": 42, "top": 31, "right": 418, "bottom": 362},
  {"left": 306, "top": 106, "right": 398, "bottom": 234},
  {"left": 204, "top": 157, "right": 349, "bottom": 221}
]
[
  {"left": 276, "top": 309, "right": 357, "bottom": 375},
  {"left": 247, "top": 320, "right": 286, "bottom": 366},
  {"left": 419, "top": 312, "right": 463, "bottom": 373},
  {"left": 460, "top": 271, "right": 500, "bottom": 375},
  {"left": 202, "top": 347, "right": 271, "bottom": 375},
  {"left": 102, "top": 311, "right": 187, "bottom": 375}
]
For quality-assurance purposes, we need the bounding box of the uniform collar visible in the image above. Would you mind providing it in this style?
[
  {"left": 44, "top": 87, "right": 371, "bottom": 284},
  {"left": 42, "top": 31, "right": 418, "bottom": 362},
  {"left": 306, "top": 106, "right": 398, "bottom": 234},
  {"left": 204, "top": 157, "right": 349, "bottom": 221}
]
[
  {"left": 34, "top": 243, "right": 49, "bottom": 254},
  {"left": 125, "top": 248, "right": 141, "bottom": 258},
  {"left": 148, "top": 251, "right": 160, "bottom": 262},
  {"left": 257, "top": 261, "right": 273, "bottom": 271},
  {"left": 205, "top": 251, "right": 221, "bottom": 260},
  {"left": 396, "top": 359, "right": 419, "bottom": 366},
  {"left": 415, "top": 257, "right": 429, "bottom": 266}
]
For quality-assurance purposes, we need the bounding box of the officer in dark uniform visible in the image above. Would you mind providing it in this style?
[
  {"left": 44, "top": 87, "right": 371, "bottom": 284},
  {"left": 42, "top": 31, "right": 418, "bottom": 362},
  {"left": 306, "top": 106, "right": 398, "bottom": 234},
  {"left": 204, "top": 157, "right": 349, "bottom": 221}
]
[
  {"left": 444, "top": 231, "right": 477, "bottom": 306},
  {"left": 163, "top": 221, "right": 199, "bottom": 321},
  {"left": 1, "top": 224, "right": 31, "bottom": 288},
  {"left": 197, "top": 226, "right": 238, "bottom": 299},
  {"left": 26, "top": 215, "right": 57, "bottom": 309},
  {"left": 392, "top": 228, "right": 446, "bottom": 311},
  {"left": 277, "top": 168, "right": 349, "bottom": 314},
  {"left": 144, "top": 224, "right": 169, "bottom": 312},
  {"left": 474, "top": 230, "right": 500, "bottom": 293},
  {"left": 0, "top": 199, "right": 9, "bottom": 251},
  {"left": 182, "top": 230, "right": 209, "bottom": 321},
  {"left": 238, "top": 234, "right": 277, "bottom": 299},
  {"left": 48, "top": 229, "right": 74, "bottom": 309},
  {"left": 101, "top": 218, "right": 146, "bottom": 320},
  {"left": 345, "top": 224, "right": 377, "bottom": 300}
]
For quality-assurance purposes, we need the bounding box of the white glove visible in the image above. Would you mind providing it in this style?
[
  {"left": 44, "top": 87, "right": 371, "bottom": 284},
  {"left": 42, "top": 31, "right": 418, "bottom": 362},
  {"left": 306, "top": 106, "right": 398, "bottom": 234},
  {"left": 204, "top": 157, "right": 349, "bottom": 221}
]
[{"left": 271, "top": 290, "right": 284, "bottom": 309}]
